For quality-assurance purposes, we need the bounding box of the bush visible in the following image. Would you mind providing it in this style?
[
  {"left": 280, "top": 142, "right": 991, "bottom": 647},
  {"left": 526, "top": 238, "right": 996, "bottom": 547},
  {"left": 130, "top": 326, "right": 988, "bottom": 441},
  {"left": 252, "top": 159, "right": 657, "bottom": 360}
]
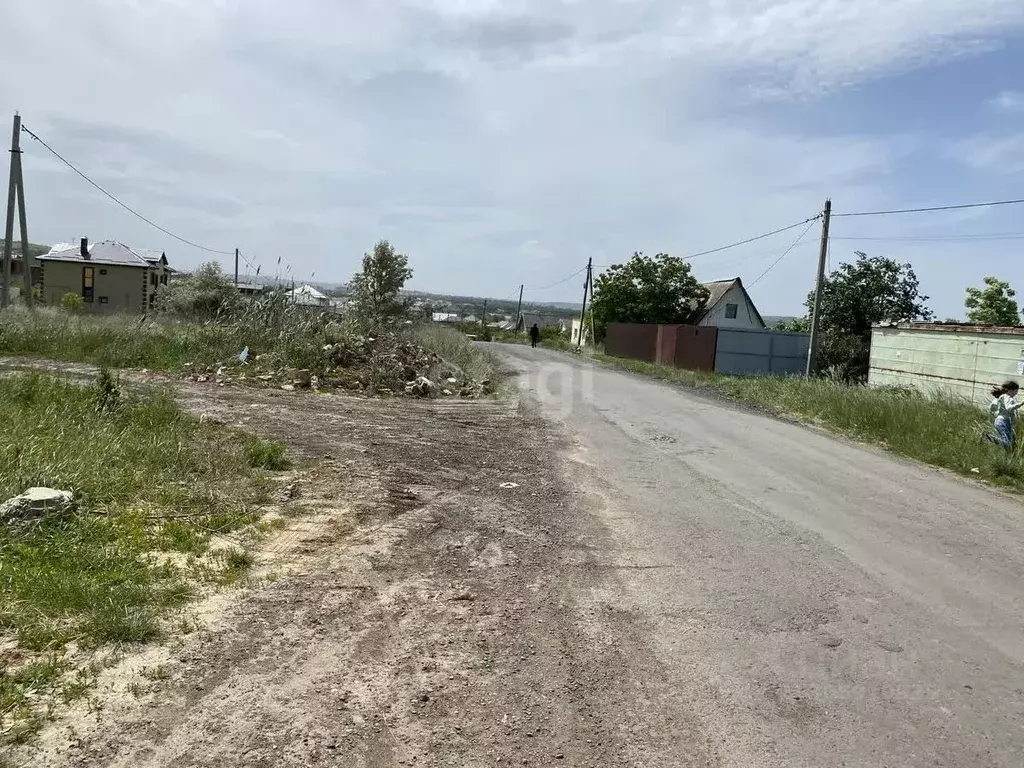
[
  {"left": 158, "top": 262, "right": 241, "bottom": 319},
  {"left": 59, "top": 293, "right": 83, "bottom": 313}
]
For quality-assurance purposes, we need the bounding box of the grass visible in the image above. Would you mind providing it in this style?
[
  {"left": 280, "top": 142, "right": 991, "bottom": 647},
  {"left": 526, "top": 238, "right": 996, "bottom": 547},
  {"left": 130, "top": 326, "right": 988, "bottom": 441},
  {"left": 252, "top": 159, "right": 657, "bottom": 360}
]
[
  {"left": 595, "top": 354, "right": 1024, "bottom": 489},
  {"left": 0, "top": 372, "right": 280, "bottom": 744},
  {"left": 0, "top": 307, "right": 499, "bottom": 396}
]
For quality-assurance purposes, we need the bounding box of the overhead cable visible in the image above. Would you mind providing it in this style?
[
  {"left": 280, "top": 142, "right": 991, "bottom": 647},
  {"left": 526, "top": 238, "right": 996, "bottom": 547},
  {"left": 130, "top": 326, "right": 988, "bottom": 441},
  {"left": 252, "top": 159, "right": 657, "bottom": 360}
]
[{"left": 20, "top": 123, "right": 235, "bottom": 256}]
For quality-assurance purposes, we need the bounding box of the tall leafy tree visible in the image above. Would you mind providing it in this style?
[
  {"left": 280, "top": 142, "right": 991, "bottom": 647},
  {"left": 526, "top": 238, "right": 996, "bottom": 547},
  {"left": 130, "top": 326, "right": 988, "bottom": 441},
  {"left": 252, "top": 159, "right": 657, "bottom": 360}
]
[
  {"left": 350, "top": 240, "right": 413, "bottom": 328},
  {"left": 591, "top": 252, "right": 709, "bottom": 328},
  {"left": 792, "top": 252, "right": 932, "bottom": 380},
  {"left": 964, "top": 276, "right": 1020, "bottom": 326}
]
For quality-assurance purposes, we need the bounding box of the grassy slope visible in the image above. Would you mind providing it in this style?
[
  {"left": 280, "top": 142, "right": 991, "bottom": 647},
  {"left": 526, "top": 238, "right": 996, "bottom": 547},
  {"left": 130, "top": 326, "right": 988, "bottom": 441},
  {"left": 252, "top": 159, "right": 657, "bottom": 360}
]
[
  {"left": 594, "top": 355, "right": 1024, "bottom": 490},
  {"left": 0, "top": 373, "right": 285, "bottom": 745},
  {"left": 0, "top": 308, "right": 496, "bottom": 387}
]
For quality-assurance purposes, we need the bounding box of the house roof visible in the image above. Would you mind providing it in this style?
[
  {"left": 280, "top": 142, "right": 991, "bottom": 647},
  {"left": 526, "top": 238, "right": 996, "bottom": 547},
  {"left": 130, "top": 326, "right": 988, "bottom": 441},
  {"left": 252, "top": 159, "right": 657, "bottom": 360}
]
[
  {"left": 520, "top": 312, "right": 567, "bottom": 328},
  {"left": 39, "top": 241, "right": 152, "bottom": 268},
  {"left": 695, "top": 277, "right": 766, "bottom": 328},
  {"left": 287, "top": 284, "right": 329, "bottom": 302}
]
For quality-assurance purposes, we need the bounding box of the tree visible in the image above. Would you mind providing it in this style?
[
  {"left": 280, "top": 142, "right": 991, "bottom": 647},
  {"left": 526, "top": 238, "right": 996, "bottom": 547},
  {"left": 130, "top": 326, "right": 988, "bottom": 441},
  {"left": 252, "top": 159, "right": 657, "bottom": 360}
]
[
  {"left": 350, "top": 240, "right": 413, "bottom": 328},
  {"left": 775, "top": 317, "right": 809, "bottom": 333},
  {"left": 794, "top": 252, "right": 932, "bottom": 380},
  {"left": 590, "top": 252, "right": 709, "bottom": 329},
  {"left": 964, "top": 276, "right": 1020, "bottom": 326},
  {"left": 159, "top": 261, "right": 241, "bottom": 318}
]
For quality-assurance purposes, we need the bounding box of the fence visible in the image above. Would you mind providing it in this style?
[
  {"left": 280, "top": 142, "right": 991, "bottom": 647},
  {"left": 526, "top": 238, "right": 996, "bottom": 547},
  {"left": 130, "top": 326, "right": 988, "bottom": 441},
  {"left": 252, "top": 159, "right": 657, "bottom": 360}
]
[{"left": 604, "top": 322, "right": 809, "bottom": 377}]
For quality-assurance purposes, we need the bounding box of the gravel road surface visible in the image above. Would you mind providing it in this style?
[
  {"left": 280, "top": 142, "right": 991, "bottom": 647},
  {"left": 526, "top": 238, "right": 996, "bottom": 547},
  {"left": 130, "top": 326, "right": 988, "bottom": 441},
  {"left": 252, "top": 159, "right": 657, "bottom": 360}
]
[{"left": 497, "top": 344, "right": 1024, "bottom": 767}]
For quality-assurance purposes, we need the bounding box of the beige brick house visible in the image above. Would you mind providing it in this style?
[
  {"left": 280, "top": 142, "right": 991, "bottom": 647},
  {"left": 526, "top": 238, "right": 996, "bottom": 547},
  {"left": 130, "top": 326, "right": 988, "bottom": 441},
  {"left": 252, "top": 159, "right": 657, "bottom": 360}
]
[{"left": 37, "top": 238, "right": 173, "bottom": 313}]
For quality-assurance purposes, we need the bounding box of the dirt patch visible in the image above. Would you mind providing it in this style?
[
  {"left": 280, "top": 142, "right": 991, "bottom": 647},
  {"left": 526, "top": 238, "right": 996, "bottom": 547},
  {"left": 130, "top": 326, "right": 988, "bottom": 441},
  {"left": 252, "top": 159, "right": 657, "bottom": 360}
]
[{"left": 4, "top": 371, "right": 718, "bottom": 767}]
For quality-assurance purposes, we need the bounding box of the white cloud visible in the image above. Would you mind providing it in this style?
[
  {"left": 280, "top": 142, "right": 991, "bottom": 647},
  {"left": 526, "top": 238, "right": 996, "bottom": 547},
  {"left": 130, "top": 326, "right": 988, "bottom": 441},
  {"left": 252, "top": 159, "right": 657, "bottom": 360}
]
[
  {"left": 0, "top": 0, "right": 1022, "bottom": 313},
  {"left": 990, "top": 90, "right": 1024, "bottom": 112},
  {"left": 949, "top": 134, "right": 1024, "bottom": 174}
]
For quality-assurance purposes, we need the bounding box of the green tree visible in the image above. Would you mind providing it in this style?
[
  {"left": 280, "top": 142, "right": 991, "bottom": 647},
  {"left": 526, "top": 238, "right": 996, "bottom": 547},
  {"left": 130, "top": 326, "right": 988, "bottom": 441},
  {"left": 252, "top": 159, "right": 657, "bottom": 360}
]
[
  {"left": 785, "top": 252, "right": 931, "bottom": 380},
  {"left": 590, "top": 252, "right": 709, "bottom": 329},
  {"left": 809, "top": 252, "right": 932, "bottom": 380},
  {"left": 964, "top": 276, "right": 1020, "bottom": 326},
  {"left": 159, "top": 262, "right": 240, "bottom": 318},
  {"left": 350, "top": 240, "right": 413, "bottom": 328},
  {"left": 775, "top": 317, "right": 809, "bottom": 333}
]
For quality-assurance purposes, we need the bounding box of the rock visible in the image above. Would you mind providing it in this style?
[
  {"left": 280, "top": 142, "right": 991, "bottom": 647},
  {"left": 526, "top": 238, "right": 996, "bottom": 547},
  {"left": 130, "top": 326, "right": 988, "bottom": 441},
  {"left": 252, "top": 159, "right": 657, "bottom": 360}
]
[
  {"left": 442, "top": 389, "right": 453, "bottom": 396},
  {"left": 281, "top": 384, "right": 295, "bottom": 392},
  {"left": 310, "top": 375, "right": 321, "bottom": 391},
  {"left": 294, "top": 369, "right": 313, "bottom": 387},
  {"left": 446, "top": 377, "right": 458, "bottom": 385},
  {"left": 0, "top": 487, "right": 73, "bottom": 524},
  {"left": 409, "top": 376, "right": 435, "bottom": 397}
]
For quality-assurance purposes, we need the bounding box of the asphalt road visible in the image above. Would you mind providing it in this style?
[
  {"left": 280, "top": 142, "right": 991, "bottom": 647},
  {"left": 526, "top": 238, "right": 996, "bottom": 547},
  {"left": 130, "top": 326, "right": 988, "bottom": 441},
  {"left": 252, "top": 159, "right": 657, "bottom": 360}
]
[{"left": 498, "top": 344, "right": 1024, "bottom": 768}]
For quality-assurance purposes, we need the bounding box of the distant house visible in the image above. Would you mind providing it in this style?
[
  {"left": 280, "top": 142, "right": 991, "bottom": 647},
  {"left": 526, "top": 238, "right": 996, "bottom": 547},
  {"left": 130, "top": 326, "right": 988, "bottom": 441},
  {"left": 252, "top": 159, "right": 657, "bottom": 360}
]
[
  {"left": 37, "top": 238, "right": 173, "bottom": 313},
  {"left": 517, "top": 312, "right": 568, "bottom": 333},
  {"left": 694, "top": 278, "right": 765, "bottom": 330},
  {"left": 235, "top": 282, "right": 267, "bottom": 298},
  {"left": 432, "top": 312, "right": 460, "bottom": 323},
  {"left": 463, "top": 315, "right": 479, "bottom": 324},
  {"left": 286, "top": 284, "right": 331, "bottom": 307}
]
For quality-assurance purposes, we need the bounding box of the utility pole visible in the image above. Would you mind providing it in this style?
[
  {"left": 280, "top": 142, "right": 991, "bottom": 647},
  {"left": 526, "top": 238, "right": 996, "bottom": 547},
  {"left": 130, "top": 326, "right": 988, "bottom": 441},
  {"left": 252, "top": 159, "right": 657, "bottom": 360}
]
[
  {"left": 14, "top": 117, "right": 30, "bottom": 308},
  {"left": 234, "top": 248, "right": 239, "bottom": 287},
  {"left": 587, "top": 269, "right": 597, "bottom": 347},
  {"left": 481, "top": 298, "right": 488, "bottom": 337},
  {"left": 577, "top": 257, "right": 593, "bottom": 349},
  {"left": 2, "top": 114, "right": 20, "bottom": 309},
  {"left": 806, "top": 198, "right": 832, "bottom": 376},
  {"left": 514, "top": 284, "right": 524, "bottom": 336}
]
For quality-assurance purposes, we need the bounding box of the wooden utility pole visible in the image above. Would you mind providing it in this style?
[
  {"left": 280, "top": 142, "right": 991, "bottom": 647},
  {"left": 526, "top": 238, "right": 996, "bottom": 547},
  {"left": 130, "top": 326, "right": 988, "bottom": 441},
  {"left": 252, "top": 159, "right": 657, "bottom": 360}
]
[
  {"left": 514, "top": 284, "right": 524, "bottom": 336},
  {"left": 234, "top": 248, "right": 239, "bottom": 287},
  {"left": 577, "top": 258, "right": 592, "bottom": 349},
  {"left": 806, "top": 198, "right": 832, "bottom": 376},
  {"left": 587, "top": 269, "right": 597, "bottom": 347},
  {"left": 2, "top": 114, "right": 20, "bottom": 309}
]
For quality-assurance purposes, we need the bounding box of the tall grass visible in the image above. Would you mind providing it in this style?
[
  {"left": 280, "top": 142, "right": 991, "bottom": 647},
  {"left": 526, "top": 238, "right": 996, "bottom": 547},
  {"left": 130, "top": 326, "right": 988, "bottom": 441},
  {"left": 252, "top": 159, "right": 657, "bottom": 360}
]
[
  {"left": 600, "top": 356, "right": 1024, "bottom": 488},
  {"left": 0, "top": 305, "right": 498, "bottom": 390},
  {"left": 0, "top": 373, "right": 278, "bottom": 743}
]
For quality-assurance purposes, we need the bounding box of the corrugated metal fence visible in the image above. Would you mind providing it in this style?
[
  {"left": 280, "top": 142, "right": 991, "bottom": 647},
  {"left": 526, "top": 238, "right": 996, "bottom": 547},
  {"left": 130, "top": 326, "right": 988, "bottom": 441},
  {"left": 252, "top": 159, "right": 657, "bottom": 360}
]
[{"left": 605, "top": 323, "right": 809, "bottom": 377}]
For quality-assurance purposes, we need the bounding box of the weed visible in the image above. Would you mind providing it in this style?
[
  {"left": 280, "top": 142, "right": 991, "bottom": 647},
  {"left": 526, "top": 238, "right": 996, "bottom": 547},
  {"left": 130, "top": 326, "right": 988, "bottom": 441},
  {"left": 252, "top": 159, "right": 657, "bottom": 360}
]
[
  {"left": 0, "top": 372, "right": 274, "bottom": 744},
  {"left": 244, "top": 437, "right": 289, "bottom": 470}
]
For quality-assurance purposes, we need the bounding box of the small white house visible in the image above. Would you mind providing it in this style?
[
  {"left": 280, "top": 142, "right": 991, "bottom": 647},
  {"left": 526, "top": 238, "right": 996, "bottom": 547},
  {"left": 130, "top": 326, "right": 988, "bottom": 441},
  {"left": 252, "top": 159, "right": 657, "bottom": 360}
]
[{"left": 695, "top": 278, "right": 766, "bottom": 330}]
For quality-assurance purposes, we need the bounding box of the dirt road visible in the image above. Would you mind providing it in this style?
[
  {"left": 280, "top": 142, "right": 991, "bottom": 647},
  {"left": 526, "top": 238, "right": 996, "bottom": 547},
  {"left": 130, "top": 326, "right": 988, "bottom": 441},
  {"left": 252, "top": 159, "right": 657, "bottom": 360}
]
[{"left": 12, "top": 348, "right": 1024, "bottom": 767}]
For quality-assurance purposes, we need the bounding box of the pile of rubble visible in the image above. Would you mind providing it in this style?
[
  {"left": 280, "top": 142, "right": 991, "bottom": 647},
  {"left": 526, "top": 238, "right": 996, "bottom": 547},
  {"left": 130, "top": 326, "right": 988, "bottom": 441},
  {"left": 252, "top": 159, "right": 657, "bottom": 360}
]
[{"left": 183, "top": 334, "right": 493, "bottom": 399}]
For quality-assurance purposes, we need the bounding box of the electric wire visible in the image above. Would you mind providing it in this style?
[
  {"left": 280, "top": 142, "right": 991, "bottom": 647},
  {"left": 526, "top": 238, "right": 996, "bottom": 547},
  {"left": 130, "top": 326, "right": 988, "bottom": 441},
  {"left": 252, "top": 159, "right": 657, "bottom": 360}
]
[
  {"left": 833, "top": 198, "right": 1024, "bottom": 218},
  {"left": 748, "top": 220, "right": 818, "bottom": 288},
  {"left": 20, "top": 124, "right": 236, "bottom": 256}
]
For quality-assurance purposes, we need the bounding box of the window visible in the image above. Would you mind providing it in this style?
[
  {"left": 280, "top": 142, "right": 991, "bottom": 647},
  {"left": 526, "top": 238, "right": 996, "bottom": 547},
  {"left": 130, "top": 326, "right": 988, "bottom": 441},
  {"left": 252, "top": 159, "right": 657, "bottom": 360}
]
[
  {"left": 725, "top": 303, "right": 738, "bottom": 319},
  {"left": 150, "top": 272, "right": 157, "bottom": 287},
  {"left": 99, "top": 269, "right": 107, "bottom": 275},
  {"left": 82, "top": 266, "right": 94, "bottom": 302},
  {"left": 160, "top": 274, "right": 168, "bottom": 285},
  {"left": 99, "top": 297, "right": 109, "bottom": 304}
]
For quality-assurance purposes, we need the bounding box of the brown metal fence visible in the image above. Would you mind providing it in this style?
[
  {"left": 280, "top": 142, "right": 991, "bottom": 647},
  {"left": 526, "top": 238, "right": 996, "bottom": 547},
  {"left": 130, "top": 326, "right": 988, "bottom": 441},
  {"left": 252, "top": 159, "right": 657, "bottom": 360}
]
[
  {"left": 604, "top": 323, "right": 660, "bottom": 362},
  {"left": 605, "top": 322, "right": 718, "bottom": 371}
]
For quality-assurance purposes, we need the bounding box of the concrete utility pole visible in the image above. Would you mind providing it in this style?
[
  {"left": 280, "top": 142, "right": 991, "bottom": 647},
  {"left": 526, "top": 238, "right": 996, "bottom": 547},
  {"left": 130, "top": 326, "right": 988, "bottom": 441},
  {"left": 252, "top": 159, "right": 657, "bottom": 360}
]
[
  {"left": 514, "top": 284, "right": 523, "bottom": 336},
  {"left": 577, "top": 258, "right": 593, "bottom": 349},
  {"left": 2, "top": 114, "right": 20, "bottom": 309},
  {"left": 587, "top": 269, "right": 597, "bottom": 347},
  {"left": 806, "top": 198, "right": 832, "bottom": 376},
  {"left": 15, "top": 122, "right": 30, "bottom": 308},
  {"left": 234, "top": 248, "right": 240, "bottom": 287}
]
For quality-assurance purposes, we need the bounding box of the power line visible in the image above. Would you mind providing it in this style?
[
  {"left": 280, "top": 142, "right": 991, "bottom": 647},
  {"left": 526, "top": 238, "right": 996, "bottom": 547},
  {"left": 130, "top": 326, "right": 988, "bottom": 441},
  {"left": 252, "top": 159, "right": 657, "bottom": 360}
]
[
  {"left": 528, "top": 266, "right": 586, "bottom": 292},
  {"left": 681, "top": 215, "right": 822, "bottom": 261},
  {"left": 20, "top": 123, "right": 235, "bottom": 256},
  {"left": 833, "top": 198, "right": 1024, "bottom": 218},
  {"left": 748, "top": 220, "right": 818, "bottom": 288},
  {"left": 830, "top": 232, "right": 1024, "bottom": 242}
]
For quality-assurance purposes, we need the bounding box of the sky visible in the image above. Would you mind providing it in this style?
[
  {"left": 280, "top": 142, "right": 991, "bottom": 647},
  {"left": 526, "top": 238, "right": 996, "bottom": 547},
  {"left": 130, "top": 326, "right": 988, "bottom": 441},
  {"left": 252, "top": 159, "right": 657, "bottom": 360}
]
[{"left": 2, "top": 1, "right": 1024, "bottom": 318}]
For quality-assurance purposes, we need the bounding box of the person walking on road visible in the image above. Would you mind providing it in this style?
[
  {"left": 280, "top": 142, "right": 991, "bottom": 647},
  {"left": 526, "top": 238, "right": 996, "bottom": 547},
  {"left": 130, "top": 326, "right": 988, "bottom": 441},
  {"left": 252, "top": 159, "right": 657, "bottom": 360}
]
[
  {"left": 988, "top": 380, "right": 1024, "bottom": 448},
  {"left": 529, "top": 323, "right": 540, "bottom": 349}
]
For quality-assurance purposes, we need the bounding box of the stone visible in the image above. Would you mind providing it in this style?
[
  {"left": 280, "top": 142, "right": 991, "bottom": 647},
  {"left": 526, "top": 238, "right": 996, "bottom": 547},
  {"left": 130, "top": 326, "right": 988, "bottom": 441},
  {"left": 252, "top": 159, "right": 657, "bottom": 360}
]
[
  {"left": 294, "top": 369, "right": 313, "bottom": 387},
  {"left": 0, "top": 487, "right": 73, "bottom": 524},
  {"left": 409, "top": 376, "right": 435, "bottom": 397},
  {"left": 446, "top": 377, "right": 458, "bottom": 385},
  {"left": 281, "top": 384, "right": 296, "bottom": 392},
  {"left": 442, "top": 389, "right": 453, "bottom": 396}
]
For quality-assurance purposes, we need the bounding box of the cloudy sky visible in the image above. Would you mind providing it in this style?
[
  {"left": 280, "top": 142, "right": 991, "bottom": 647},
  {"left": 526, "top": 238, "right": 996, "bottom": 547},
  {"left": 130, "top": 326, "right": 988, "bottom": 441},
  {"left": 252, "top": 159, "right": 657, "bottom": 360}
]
[{"left": 2, "top": 1, "right": 1024, "bottom": 316}]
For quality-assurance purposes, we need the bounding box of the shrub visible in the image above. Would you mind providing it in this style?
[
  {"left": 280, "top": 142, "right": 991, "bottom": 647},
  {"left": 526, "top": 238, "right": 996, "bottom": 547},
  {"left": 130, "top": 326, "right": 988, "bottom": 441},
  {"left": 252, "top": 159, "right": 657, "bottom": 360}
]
[{"left": 59, "top": 293, "right": 84, "bottom": 313}]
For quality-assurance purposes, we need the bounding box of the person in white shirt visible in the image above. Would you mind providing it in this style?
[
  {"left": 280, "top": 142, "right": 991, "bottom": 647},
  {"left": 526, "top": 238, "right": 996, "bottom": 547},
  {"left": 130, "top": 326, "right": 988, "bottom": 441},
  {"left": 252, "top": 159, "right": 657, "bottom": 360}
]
[{"left": 988, "top": 381, "right": 1024, "bottom": 448}]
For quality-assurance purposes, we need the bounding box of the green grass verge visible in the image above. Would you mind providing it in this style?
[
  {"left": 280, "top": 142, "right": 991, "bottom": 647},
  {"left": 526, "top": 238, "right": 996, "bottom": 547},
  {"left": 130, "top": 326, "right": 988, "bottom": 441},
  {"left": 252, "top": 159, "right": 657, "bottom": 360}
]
[
  {"left": 0, "top": 372, "right": 283, "bottom": 744},
  {"left": 595, "top": 354, "right": 1024, "bottom": 490}
]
